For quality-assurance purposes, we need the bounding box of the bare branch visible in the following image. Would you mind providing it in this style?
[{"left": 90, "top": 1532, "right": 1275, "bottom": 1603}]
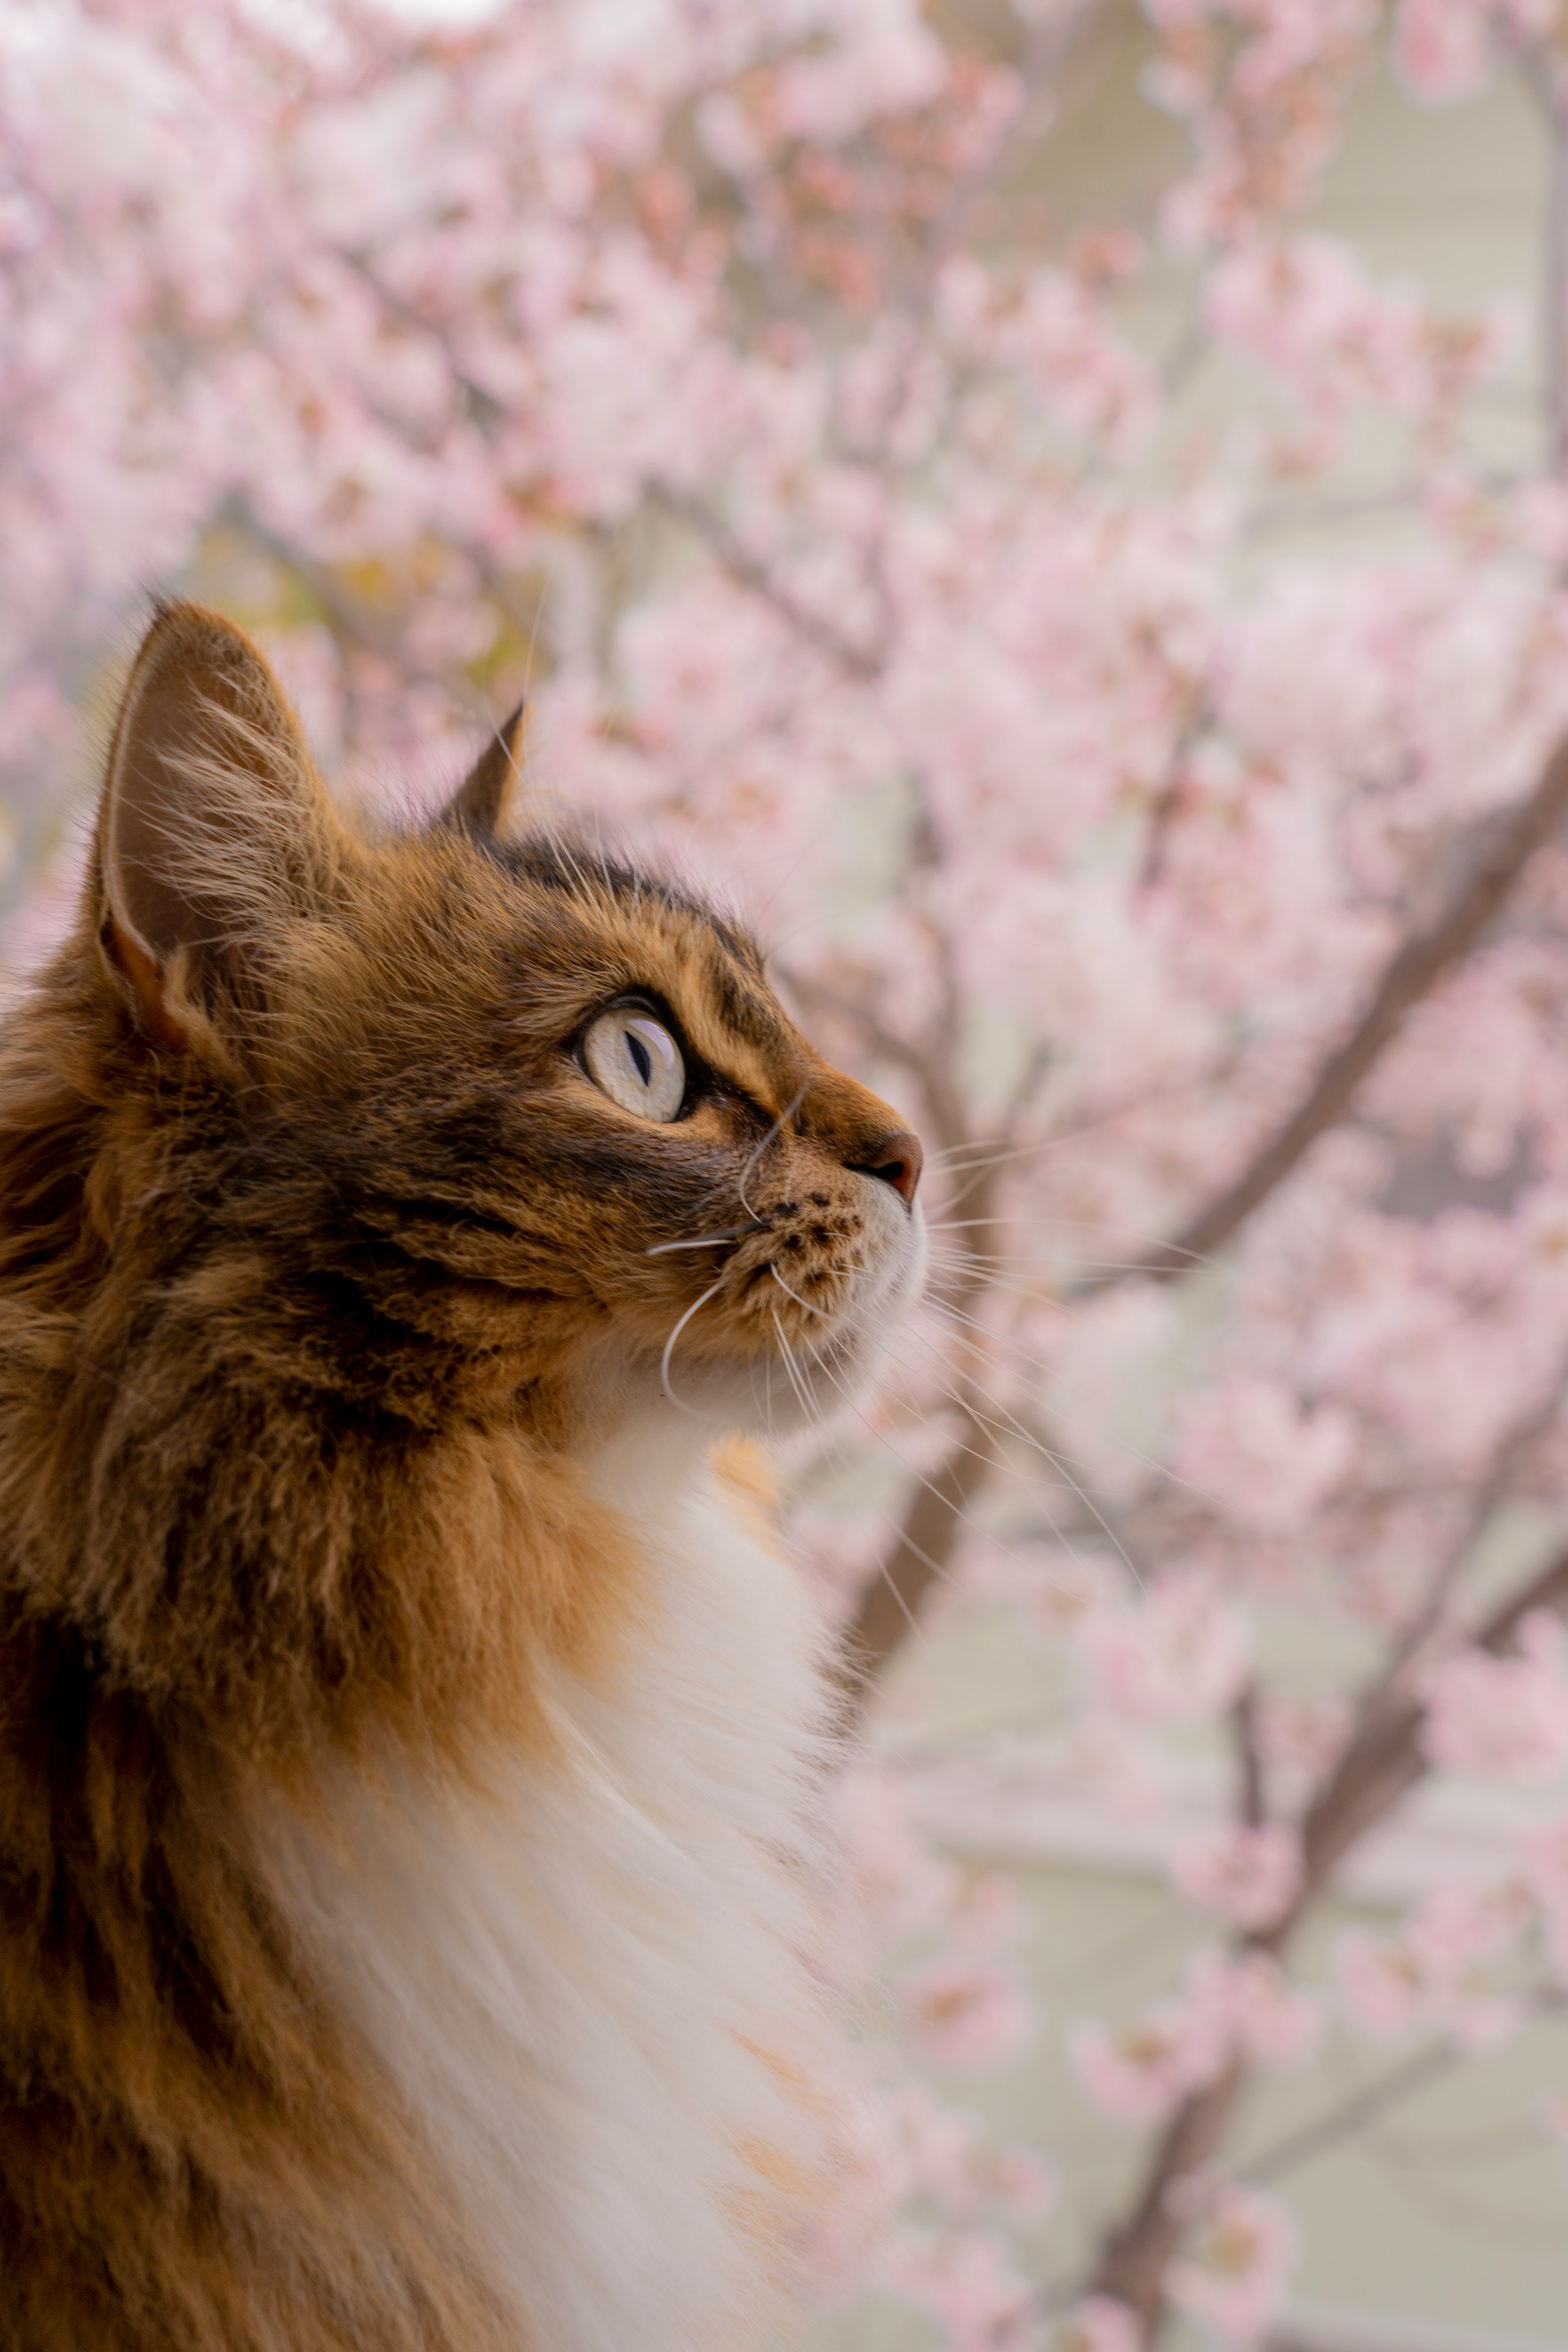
[
  {"left": 1244, "top": 2043, "right": 1460, "bottom": 2190},
  {"left": 1233, "top": 1684, "right": 1265, "bottom": 1828},
  {"left": 1244, "top": 1987, "right": 1566, "bottom": 2194},
  {"left": 229, "top": 499, "right": 466, "bottom": 697}
]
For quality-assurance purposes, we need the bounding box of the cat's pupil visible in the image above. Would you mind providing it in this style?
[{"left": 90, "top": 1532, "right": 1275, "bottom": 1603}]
[{"left": 627, "top": 1030, "right": 653, "bottom": 1087}]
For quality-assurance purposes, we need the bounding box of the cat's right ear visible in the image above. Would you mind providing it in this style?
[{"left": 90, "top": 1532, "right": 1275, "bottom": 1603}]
[
  {"left": 96, "top": 600, "right": 340, "bottom": 1055},
  {"left": 437, "top": 700, "right": 527, "bottom": 839}
]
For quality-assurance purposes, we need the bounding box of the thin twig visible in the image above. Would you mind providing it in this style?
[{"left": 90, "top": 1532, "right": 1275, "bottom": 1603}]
[{"left": 646, "top": 481, "right": 884, "bottom": 679}]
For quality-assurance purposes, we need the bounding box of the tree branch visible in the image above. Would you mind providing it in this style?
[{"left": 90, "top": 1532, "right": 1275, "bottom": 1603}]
[
  {"left": 837, "top": 1400, "right": 999, "bottom": 1711},
  {"left": 1077, "top": 733, "right": 1568, "bottom": 1296},
  {"left": 1288, "top": 1535, "right": 1568, "bottom": 1903},
  {"left": 1233, "top": 1684, "right": 1265, "bottom": 1828},
  {"left": 229, "top": 499, "right": 468, "bottom": 696},
  {"left": 838, "top": 1162, "right": 1004, "bottom": 1717},
  {"left": 1243, "top": 1985, "right": 1566, "bottom": 2194},
  {"left": 1243, "top": 2042, "right": 1460, "bottom": 2190},
  {"left": 1535, "top": 51, "right": 1568, "bottom": 472},
  {"left": 1354, "top": 1352, "right": 1568, "bottom": 1717},
  {"left": 1090, "top": 2063, "right": 1247, "bottom": 2325}
]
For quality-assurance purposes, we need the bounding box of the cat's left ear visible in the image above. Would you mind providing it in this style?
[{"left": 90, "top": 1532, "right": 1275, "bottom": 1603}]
[
  {"left": 94, "top": 599, "right": 343, "bottom": 1056},
  {"left": 437, "top": 701, "right": 527, "bottom": 838}
]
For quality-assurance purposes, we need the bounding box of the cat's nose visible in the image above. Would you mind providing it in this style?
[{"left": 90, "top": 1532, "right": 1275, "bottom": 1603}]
[{"left": 857, "top": 1130, "right": 923, "bottom": 1207}]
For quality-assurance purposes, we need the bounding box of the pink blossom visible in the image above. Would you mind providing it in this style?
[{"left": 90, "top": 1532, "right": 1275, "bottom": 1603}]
[
  {"left": 896, "top": 1955, "right": 1036, "bottom": 2072},
  {"left": 1173, "top": 1375, "right": 1352, "bottom": 1533},
  {"left": 876, "top": 2227, "right": 1041, "bottom": 2352},
  {"left": 982, "top": 2143, "right": 1058, "bottom": 2229},
  {"left": 1079, "top": 1568, "right": 1251, "bottom": 1728},
  {"left": 1334, "top": 1924, "right": 1427, "bottom": 2040},
  {"left": 1421, "top": 1613, "right": 1568, "bottom": 1783},
  {"left": 1188, "top": 1949, "right": 1323, "bottom": 2071},
  {"left": 832, "top": 1766, "right": 959, "bottom": 1970},
  {"left": 1054, "top": 2297, "right": 1141, "bottom": 2352},
  {"left": 1168, "top": 2183, "right": 1300, "bottom": 2349},
  {"left": 1335, "top": 1885, "right": 1530, "bottom": 2050},
  {"left": 1069, "top": 1991, "right": 1228, "bottom": 2125},
  {"left": 1393, "top": 0, "right": 1492, "bottom": 101},
  {"left": 1172, "top": 1824, "right": 1303, "bottom": 1931},
  {"left": 877, "top": 2083, "right": 1057, "bottom": 2229}
]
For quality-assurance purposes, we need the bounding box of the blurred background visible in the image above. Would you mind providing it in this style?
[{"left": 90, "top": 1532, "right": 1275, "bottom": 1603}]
[{"left": 9, "top": 4, "right": 1568, "bottom": 2348}]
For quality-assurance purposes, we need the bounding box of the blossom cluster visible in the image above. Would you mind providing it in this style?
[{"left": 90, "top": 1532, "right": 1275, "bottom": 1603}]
[{"left": 7, "top": 1, "right": 1568, "bottom": 2347}]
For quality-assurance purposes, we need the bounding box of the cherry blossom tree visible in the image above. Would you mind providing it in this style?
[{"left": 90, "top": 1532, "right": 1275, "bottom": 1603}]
[{"left": 9, "top": 0, "right": 1568, "bottom": 2344}]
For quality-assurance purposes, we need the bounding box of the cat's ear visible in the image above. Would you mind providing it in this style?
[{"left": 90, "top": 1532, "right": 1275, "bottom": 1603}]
[
  {"left": 96, "top": 600, "right": 340, "bottom": 1053},
  {"left": 437, "top": 700, "right": 527, "bottom": 838}
]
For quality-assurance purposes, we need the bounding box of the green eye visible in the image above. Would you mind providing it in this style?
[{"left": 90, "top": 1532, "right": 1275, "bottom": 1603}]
[{"left": 582, "top": 1008, "right": 685, "bottom": 1122}]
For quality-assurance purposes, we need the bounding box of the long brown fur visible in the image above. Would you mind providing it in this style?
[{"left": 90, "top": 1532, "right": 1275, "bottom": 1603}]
[{"left": 0, "top": 603, "right": 918, "bottom": 2349}]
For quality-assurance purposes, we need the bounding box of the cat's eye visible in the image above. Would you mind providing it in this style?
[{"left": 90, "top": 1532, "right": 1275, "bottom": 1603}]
[{"left": 581, "top": 1007, "right": 686, "bottom": 1122}]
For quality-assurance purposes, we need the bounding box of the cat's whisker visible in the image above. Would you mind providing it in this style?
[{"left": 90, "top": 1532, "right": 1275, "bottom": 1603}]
[
  {"left": 808, "top": 1349, "right": 1003, "bottom": 1589},
  {"left": 658, "top": 1276, "right": 728, "bottom": 1417},
  {"left": 863, "top": 1543, "right": 929, "bottom": 1648},
  {"left": 928, "top": 1215, "right": 1205, "bottom": 1238},
  {"left": 779, "top": 1357, "right": 937, "bottom": 1653},
  {"left": 768, "top": 1262, "right": 832, "bottom": 1319},
  {"left": 890, "top": 1326, "right": 1147, "bottom": 1590},
  {"left": 808, "top": 1307, "right": 1142, "bottom": 1618},
  {"left": 918, "top": 1294, "right": 1224, "bottom": 1515},
  {"left": 748, "top": 1354, "right": 780, "bottom": 1446},
  {"left": 769, "top": 1303, "right": 818, "bottom": 1425},
  {"left": 736, "top": 1084, "right": 808, "bottom": 1223},
  {"left": 924, "top": 1241, "right": 1206, "bottom": 1283},
  {"left": 646, "top": 1223, "right": 763, "bottom": 1257},
  {"left": 514, "top": 537, "right": 557, "bottom": 712},
  {"left": 924, "top": 1079, "right": 1209, "bottom": 1180},
  {"left": 832, "top": 1314, "right": 1119, "bottom": 1588}
]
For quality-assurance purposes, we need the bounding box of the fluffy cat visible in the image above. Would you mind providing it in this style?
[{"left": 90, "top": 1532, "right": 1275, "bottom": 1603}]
[{"left": 0, "top": 602, "right": 925, "bottom": 2350}]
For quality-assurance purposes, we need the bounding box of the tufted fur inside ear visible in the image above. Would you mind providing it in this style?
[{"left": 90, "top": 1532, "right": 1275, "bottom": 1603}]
[
  {"left": 438, "top": 700, "right": 527, "bottom": 838},
  {"left": 98, "top": 600, "right": 341, "bottom": 1051}
]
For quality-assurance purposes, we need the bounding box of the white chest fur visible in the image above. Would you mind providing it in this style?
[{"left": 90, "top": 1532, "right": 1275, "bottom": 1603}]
[{"left": 265, "top": 1437, "right": 836, "bottom": 2352}]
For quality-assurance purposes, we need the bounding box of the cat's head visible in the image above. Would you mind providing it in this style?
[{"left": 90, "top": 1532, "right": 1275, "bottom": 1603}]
[{"left": 69, "top": 601, "right": 924, "bottom": 1451}]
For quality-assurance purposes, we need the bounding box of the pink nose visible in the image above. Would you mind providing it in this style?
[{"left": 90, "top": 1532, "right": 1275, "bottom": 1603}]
[{"left": 860, "top": 1130, "right": 923, "bottom": 1207}]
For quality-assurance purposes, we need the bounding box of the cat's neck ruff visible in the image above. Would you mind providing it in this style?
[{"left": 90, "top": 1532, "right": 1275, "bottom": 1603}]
[
  {"left": 260, "top": 1434, "right": 836, "bottom": 2352},
  {"left": 581, "top": 1401, "right": 719, "bottom": 1521}
]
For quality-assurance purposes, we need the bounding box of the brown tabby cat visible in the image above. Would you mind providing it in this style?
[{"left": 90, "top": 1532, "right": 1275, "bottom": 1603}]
[{"left": 0, "top": 602, "right": 925, "bottom": 2351}]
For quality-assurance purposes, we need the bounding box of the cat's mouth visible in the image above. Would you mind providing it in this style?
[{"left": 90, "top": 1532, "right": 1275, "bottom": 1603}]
[{"left": 650, "top": 1179, "right": 927, "bottom": 1439}]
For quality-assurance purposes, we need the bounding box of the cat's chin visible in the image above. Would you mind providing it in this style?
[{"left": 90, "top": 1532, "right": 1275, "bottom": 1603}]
[{"left": 638, "top": 1199, "right": 929, "bottom": 1446}]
